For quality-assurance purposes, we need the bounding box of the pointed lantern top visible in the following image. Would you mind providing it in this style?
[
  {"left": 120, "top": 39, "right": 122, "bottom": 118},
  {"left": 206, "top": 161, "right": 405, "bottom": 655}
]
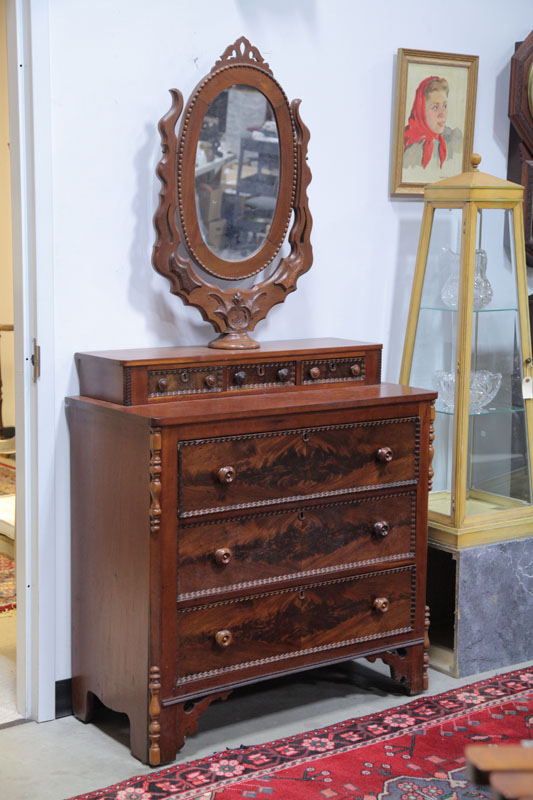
[{"left": 424, "top": 154, "right": 524, "bottom": 203}]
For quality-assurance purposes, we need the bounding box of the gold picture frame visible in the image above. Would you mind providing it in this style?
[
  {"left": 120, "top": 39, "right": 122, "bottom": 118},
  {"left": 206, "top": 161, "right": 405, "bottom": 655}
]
[{"left": 390, "top": 48, "right": 479, "bottom": 197}]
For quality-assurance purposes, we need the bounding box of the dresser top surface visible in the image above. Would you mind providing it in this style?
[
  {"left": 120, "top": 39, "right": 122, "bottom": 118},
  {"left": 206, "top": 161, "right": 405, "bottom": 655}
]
[
  {"left": 67, "top": 382, "right": 436, "bottom": 426},
  {"left": 75, "top": 338, "right": 382, "bottom": 366}
]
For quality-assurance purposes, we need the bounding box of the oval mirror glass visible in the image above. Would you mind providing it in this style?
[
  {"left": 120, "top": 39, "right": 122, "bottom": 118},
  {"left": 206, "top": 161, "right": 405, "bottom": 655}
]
[{"left": 194, "top": 84, "right": 280, "bottom": 262}]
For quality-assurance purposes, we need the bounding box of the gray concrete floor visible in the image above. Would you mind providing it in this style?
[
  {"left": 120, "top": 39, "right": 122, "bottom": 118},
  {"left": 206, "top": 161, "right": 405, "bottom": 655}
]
[
  {"left": 0, "top": 612, "right": 23, "bottom": 726},
  {"left": 1, "top": 657, "right": 532, "bottom": 800}
]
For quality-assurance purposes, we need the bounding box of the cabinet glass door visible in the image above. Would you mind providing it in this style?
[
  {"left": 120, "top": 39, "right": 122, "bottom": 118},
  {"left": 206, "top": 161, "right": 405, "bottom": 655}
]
[
  {"left": 465, "top": 208, "right": 531, "bottom": 519},
  {"left": 408, "top": 206, "right": 533, "bottom": 527},
  {"left": 410, "top": 207, "right": 462, "bottom": 523}
]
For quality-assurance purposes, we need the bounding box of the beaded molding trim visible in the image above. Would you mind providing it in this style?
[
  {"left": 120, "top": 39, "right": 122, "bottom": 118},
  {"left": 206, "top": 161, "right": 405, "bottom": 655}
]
[
  {"left": 179, "top": 490, "right": 417, "bottom": 529},
  {"left": 180, "top": 416, "right": 420, "bottom": 448},
  {"left": 178, "top": 565, "right": 415, "bottom": 612},
  {"left": 178, "top": 552, "right": 415, "bottom": 602},
  {"left": 123, "top": 368, "right": 132, "bottom": 406},
  {"left": 180, "top": 480, "right": 418, "bottom": 519}
]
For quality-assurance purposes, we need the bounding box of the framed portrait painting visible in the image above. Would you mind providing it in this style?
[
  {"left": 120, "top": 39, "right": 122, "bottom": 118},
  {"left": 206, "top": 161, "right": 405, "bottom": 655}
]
[{"left": 390, "top": 49, "right": 479, "bottom": 197}]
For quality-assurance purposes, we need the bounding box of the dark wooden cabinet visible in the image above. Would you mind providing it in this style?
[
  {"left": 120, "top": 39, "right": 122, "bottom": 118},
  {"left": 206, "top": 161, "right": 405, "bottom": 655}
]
[{"left": 67, "top": 338, "right": 435, "bottom": 765}]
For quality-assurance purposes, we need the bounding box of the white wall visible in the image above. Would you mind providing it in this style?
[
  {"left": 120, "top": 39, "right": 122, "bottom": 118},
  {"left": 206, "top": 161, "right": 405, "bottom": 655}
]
[{"left": 37, "top": 0, "right": 531, "bottom": 679}]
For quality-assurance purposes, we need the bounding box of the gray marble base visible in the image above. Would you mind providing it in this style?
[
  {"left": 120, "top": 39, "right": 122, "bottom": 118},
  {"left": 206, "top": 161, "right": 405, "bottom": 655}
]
[{"left": 429, "top": 537, "right": 533, "bottom": 677}]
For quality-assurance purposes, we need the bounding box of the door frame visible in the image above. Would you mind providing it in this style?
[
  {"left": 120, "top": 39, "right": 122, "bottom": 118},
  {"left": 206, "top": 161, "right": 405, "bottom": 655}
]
[{"left": 6, "top": 0, "right": 56, "bottom": 721}]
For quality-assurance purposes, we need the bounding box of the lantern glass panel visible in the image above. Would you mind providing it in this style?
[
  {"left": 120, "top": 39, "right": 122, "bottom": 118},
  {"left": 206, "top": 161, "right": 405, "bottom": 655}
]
[
  {"left": 410, "top": 208, "right": 463, "bottom": 519},
  {"left": 464, "top": 208, "right": 532, "bottom": 518}
]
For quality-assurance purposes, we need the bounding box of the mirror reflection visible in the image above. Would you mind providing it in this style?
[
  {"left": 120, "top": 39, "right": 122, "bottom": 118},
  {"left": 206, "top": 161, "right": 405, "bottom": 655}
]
[{"left": 195, "top": 84, "right": 280, "bottom": 264}]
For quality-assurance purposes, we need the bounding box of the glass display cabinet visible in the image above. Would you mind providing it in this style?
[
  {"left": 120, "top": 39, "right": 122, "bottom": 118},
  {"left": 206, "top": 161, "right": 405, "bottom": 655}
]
[
  {"left": 400, "top": 154, "right": 533, "bottom": 549},
  {"left": 399, "top": 155, "right": 533, "bottom": 677}
]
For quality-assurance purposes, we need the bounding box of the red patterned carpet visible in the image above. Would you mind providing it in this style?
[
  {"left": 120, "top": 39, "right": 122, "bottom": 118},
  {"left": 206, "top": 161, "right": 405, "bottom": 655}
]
[
  {"left": 0, "top": 554, "right": 15, "bottom": 614},
  {"left": 68, "top": 667, "right": 533, "bottom": 799},
  {"left": 0, "top": 464, "right": 15, "bottom": 496}
]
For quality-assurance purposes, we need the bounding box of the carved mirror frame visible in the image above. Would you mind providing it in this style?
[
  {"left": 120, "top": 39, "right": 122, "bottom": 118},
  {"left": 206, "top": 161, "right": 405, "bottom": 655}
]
[{"left": 152, "top": 37, "right": 313, "bottom": 349}]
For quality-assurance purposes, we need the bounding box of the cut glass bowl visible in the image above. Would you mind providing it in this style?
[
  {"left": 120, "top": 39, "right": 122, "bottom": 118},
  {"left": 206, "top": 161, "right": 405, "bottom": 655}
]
[{"left": 432, "top": 369, "right": 502, "bottom": 414}]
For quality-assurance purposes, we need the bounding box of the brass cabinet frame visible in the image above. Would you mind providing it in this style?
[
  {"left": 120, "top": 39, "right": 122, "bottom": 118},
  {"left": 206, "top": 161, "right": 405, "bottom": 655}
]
[{"left": 400, "top": 166, "right": 533, "bottom": 546}]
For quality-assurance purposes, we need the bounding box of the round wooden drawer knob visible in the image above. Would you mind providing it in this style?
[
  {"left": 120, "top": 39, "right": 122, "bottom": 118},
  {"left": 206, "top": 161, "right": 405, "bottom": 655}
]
[
  {"left": 373, "top": 597, "right": 390, "bottom": 613},
  {"left": 215, "top": 547, "right": 232, "bottom": 566},
  {"left": 373, "top": 521, "right": 390, "bottom": 537},
  {"left": 204, "top": 374, "right": 217, "bottom": 388},
  {"left": 309, "top": 366, "right": 321, "bottom": 380},
  {"left": 217, "top": 466, "right": 236, "bottom": 484},
  {"left": 350, "top": 364, "right": 361, "bottom": 377},
  {"left": 215, "top": 629, "right": 232, "bottom": 648},
  {"left": 376, "top": 446, "right": 393, "bottom": 463},
  {"left": 277, "top": 368, "right": 290, "bottom": 383},
  {"left": 157, "top": 377, "right": 169, "bottom": 391},
  {"left": 233, "top": 370, "right": 247, "bottom": 386}
]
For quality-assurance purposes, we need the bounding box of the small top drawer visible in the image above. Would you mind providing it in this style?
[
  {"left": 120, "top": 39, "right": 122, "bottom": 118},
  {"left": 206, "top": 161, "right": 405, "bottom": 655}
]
[
  {"left": 148, "top": 366, "right": 222, "bottom": 397},
  {"left": 178, "top": 416, "right": 419, "bottom": 516},
  {"left": 302, "top": 357, "right": 365, "bottom": 384},
  {"left": 227, "top": 361, "right": 296, "bottom": 390},
  {"left": 75, "top": 339, "right": 382, "bottom": 405}
]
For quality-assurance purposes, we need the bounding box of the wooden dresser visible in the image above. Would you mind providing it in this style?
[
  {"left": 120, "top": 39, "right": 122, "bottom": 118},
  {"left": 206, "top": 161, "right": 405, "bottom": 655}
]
[{"left": 67, "top": 338, "right": 436, "bottom": 765}]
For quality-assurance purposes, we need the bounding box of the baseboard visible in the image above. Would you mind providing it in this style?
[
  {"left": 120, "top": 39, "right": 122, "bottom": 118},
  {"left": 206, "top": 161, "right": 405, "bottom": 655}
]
[{"left": 55, "top": 678, "right": 72, "bottom": 718}]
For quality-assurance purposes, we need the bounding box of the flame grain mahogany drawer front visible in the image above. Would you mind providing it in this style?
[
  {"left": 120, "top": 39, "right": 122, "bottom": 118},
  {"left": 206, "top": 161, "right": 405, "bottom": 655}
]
[
  {"left": 176, "top": 567, "right": 415, "bottom": 686},
  {"left": 227, "top": 361, "right": 296, "bottom": 390},
  {"left": 178, "top": 491, "right": 416, "bottom": 599},
  {"left": 178, "top": 417, "right": 420, "bottom": 516},
  {"left": 302, "top": 357, "right": 366, "bottom": 384},
  {"left": 148, "top": 366, "right": 223, "bottom": 398}
]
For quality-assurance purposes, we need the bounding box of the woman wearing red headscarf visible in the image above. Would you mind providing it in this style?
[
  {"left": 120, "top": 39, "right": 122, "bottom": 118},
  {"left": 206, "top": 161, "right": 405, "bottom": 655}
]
[{"left": 403, "top": 76, "right": 462, "bottom": 173}]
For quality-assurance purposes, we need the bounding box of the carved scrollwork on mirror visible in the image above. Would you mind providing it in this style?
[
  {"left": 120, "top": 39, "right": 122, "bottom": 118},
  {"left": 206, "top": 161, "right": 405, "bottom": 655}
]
[{"left": 152, "top": 37, "right": 313, "bottom": 349}]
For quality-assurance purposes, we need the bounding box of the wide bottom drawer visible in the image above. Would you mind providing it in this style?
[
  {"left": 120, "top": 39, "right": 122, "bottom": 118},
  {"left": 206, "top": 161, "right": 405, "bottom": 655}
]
[{"left": 176, "top": 566, "right": 415, "bottom": 686}]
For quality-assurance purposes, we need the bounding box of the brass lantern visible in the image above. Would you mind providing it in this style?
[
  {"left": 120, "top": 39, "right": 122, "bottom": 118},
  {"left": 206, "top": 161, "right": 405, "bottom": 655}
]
[{"left": 400, "top": 154, "right": 533, "bottom": 548}]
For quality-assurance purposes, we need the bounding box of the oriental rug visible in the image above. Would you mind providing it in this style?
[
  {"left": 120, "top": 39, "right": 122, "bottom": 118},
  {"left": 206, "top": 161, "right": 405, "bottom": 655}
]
[
  {"left": 68, "top": 667, "right": 533, "bottom": 800},
  {"left": 0, "top": 554, "right": 15, "bottom": 614},
  {"left": 0, "top": 464, "right": 15, "bottom": 496}
]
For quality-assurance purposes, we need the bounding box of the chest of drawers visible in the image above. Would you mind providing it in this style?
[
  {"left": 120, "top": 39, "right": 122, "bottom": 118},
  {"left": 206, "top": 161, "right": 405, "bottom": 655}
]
[{"left": 67, "top": 339, "right": 436, "bottom": 765}]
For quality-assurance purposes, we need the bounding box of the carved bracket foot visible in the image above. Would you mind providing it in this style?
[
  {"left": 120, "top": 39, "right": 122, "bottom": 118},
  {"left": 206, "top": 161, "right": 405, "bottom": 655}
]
[
  {"left": 72, "top": 685, "right": 95, "bottom": 723},
  {"left": 367, "top": 640, "right": 428, "bottom": 696},
  {"left": 175, "top": 690, "right": 232, "bottom": 751}
]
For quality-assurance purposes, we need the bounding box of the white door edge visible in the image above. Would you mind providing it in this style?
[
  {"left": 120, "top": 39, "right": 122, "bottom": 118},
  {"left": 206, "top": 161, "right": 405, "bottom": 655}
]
[{"left": 6, "top": 0, "right": 56, "bottom": 722}]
